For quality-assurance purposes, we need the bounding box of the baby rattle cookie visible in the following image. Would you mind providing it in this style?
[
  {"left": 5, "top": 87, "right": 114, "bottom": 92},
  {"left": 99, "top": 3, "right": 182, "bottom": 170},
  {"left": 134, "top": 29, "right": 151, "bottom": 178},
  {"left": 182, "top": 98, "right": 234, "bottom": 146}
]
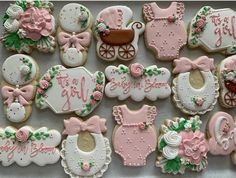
[
  {"left": 105, "top": 63, "right": 171, "bottom": 101},
  {"left": 207, "top": 112, "right": 236, "bottom": 164},
  {"left": 61, "top": 116, "right": 111, "bottom": 178},
  {"left": 172, "top": 56, "right": 219, "bottom": 115},
  {"left": 112, "top": 105, "right": 157, "bottom": 166},
  {"left": 143, "top": 2, "right": 187, "bottom": 60},
  {"left": 156, "top": 116, "right": 209, "bottom": 174},
  {"left": 35, "top": 65, "right": 105, "bottom": 117},
  {"left": 189, "top": 6, "right": 236, "bottom": 55},
  {"left": 218, "top": 55, "right": 236, "bottom": 108},
  {"left": 0, "top": 126, "right": 61, "bottom": 166},
  {"left": 58, "top": 3, "right": 93, "bottom": 67},
  {"left": 1, "top": 54, "right": 39, "bottom": 123},
  {"left": 1, "top": 0, "right": 56, "bottom": 53},
  {"left": 94, "top": 6, "right": 145, "bottom": 61}
]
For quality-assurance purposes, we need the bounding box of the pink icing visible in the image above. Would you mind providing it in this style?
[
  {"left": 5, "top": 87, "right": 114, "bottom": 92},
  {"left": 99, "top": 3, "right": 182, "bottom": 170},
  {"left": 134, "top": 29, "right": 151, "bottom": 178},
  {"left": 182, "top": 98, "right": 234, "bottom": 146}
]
[
  {"left": 129, "top": 63, "right": 144, "bottom": 78},
  {"left": 16, "top": 127, "right": 29, "bottom": 142},
  {"left": 224, "top": 56, "right": 236, "bottom": 70},
  {"left": 39, "top": 80, "right": 49, "bottom": 89},
  {"left": 92, "top": 91, "right": 102, "bottom": 101},
  {"left": 44, "top": 73, "right": 51, "bottom": 81},
  {"left": 82, "top": 162, "right": 90, "bottom": 171}
]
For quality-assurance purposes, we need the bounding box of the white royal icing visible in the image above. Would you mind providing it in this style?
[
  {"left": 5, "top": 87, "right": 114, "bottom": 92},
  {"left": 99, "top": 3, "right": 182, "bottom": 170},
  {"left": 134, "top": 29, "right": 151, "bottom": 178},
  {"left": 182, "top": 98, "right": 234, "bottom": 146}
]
[
  {"left": 6, "top": 102, "right": 26, "bottom": 123},
  {"left": 163, "top": 131, "right": 182, "bottom": 147},
  {"left": 61, "top": 48, "right": 85, "bottom": 67}
]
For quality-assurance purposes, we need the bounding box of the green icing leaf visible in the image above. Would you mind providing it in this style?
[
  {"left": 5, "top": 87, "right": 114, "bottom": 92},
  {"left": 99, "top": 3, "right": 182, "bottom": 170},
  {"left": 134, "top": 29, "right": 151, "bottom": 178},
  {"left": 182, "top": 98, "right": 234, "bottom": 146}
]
[
  {"left": 164, "top": 156, "right": 182, "bottom": 174},
  {"left": 3, "top": 13, "right": 9, "bottom": 24},
  {"left": 170, "top": 120, "right": 186, "bottom": 132},
  {"left": 159, "top": 138, "right": 167, "bottom": 151},
  {"left": 186, "top": 163, "right": 197, "bottom": 171}
]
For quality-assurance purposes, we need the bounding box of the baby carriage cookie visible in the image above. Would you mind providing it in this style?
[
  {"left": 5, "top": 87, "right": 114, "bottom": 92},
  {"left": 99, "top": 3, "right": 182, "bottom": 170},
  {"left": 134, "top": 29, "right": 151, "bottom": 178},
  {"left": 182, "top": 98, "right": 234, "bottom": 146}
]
[
  {"left": 112, "top": 105, "right": 157, "bottom": 166},
  {"left": 143, "top": 2, "right": 187, "bottom": 60},
  {"left": 61, "top": 116, "right": 111, "bottom": 178},
  {"left": 58, "top": 3, "right": 92, "bottom": 67},
  {"left": 1, "top": 0, "right": 56, "bottom": 53},
  {"left": 94, "top": 6, "right": 145, "bottom": 61},
  {"left": 156, "top": 116, "right": 209, "bottom": 174},
  {"left": 218, "top": 55, "right": 236, "bottom": 108},
  {"left": 1, "top": 54, "right": 39, "bottom": 122},
  {"left": 172, "top": 56, "right": 219, "bottom": 115}
]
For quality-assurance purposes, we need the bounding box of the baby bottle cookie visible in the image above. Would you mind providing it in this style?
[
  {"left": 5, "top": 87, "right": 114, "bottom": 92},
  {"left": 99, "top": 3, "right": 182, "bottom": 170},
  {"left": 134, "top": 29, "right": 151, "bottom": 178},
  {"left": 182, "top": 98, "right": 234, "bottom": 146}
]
[
  {"left": 156, "top": 116, "right": 209, "bottom": 174},
  {"left": 94, "top": 6, "right": 145, "bottom": 61},
  {"left": 1, "top": 54, "right": 39, "bottom": 122},
  {"left": 143, "top": 2, "right": 187, "bottom": 60},
  {"left": 172, "top": 56, "right": 219, "bottom": 115},
  {"left": 1, "top": 0, "right": 56, "bottom": 53},
  {"left": 61, "top": 116, "right": 111, "bottom": 178},
  {"left": 112, "top": 105, "right": 157, "bottom": 166},
  {"left": 58, "top": 3, "right": 92, "bottom": 67}
]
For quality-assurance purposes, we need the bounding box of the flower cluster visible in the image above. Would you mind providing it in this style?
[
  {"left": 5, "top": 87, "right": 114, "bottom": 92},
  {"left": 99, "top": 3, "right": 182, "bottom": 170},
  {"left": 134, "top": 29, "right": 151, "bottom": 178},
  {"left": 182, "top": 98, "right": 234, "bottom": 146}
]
[
  {"left": 129, "top": 63, "right": 144, "bottom": 78},
  {"left": 95, "top": 19, "right": 110, "bottom": 36},
  {"left": 79, "top": 161, "right": 94, "bottom": 171},
  {"left": 193, "top": 16, "right": 206, "bottom": 34},
  {"left": 192, "top": 96, "right": 205, "bottom": 106},
  {"left": 222, "top": 69, "right": 236, "bottom": 83},
  {"left": 167, "top": 14, "right": 176, "bottom": 23},
  {"left": 78, "top": 6, "right": 89, "bottom": 29},
  {"left": 138, "top": 122, "right": 149, "bottom": 130}
]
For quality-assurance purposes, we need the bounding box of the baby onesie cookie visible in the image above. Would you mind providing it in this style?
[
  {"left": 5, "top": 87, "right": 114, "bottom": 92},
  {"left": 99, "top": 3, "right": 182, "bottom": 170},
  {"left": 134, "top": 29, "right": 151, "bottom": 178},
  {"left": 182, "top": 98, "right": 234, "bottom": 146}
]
[
  {"left": 112, "top": 105, "right": 157, "bottom": 166},
  {"left": 35, "top": 65, "right": 105, "bottom": 117},
  {"left": 189, "top": 6, "right": 236, "bottom": 55},
  {"left": 0, "top": 126, "right": 61, "bottom": 166},
  {"left": 1, "top": 0, "right": 56, "bottom": 53},
  {"left": 1, "top": 54, "right": 39, "bottom": 122},
  {"left": 172, "top": 56, "right": 219, "bottom": 115},
  {"left": 94, "top": 6, "right": 145, "bottom": 61},
  {"left": 143, "top": 2, "right": 187, "bottom": 60},
  {"left": 156, "top": 116, "right": 209, "bottom": 174},
  {"left": 105, "top": 63, "right": 171, "bottom": 101},
  {"left": 58, "top": 3, "right": 92, "bottom": 67},
  {"left": 207, "top": 112, "right": 236, "bottom": 164},
  {"left": 61, "top": 116, "right": 111, "bottom": 178},
  {"left": 218, "top": 55, "right": 236, "bottom": 108}
]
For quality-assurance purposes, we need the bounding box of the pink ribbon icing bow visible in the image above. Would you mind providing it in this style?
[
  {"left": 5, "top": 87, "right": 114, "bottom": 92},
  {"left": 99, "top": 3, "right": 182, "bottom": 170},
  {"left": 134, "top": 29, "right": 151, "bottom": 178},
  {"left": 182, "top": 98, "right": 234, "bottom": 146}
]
[
  {"left": 63, "top": 116, "right": 107, "bottom": 135},
  {"left": 58, "top": 31, "right": 91, "bottom": 52},
  {"left": 173, "top": 56, "right": 215, "bottom": 74},
  {"left": 1, "top": 85, "right": 34, "bottom": 107}
]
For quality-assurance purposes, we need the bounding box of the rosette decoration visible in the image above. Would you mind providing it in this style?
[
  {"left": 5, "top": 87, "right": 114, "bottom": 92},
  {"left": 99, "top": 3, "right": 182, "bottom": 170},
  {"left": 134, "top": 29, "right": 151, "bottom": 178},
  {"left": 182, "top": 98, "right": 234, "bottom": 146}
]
[{"left": 156, "top": 116, "right": 209, "bottom": 174}]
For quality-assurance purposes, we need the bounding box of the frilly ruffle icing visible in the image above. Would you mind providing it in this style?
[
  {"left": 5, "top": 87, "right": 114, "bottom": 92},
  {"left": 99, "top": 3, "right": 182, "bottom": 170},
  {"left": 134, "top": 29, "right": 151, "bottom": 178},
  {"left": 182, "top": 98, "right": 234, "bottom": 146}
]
[
  {"left": 112, "top": 106, "right": 123, "bottom": 125},
  {"left": 176, "top": 2, "right": 185, "bottom": 20},
  {"left": 143, "top": 3, "right": 155, "bottom": 21},
  {"left": 147, "top": 106, "right": 157, "bottom": 124}
]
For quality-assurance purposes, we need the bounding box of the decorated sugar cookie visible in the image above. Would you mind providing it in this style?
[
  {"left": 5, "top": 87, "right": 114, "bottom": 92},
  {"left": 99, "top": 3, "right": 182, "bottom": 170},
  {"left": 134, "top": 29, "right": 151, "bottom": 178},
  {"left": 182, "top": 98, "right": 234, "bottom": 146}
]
[
  {"left": 105, "top": 63, "right": 171, "bottom": 101},
  {"left": 172, "top": 56, "right": 219, "bottom": 115},
  {"left": 58, "top": 3, "right": 93, "bottom": 67},
  {"left": 156, "top": 116, "right": 209, "bottom": 174},
  {"left": 207, "top": 112, "right": 236, "bottom": 164},
  {"left": 143, "top": 2, "right": 187, "bottom": 60},
  {"left": 94, "top": 6, "right": 145, "bottom": 61},
  {"left": 1, "top": 54, "right": 39, "bottom": 122},
  {"left": 112, "top": 105, "right": 157, "bottom": 166},
  {"left": 61, "top": 116, "right": 111, "bottom": 178},
  {"left": 0, "top": 126, "right": 61, "bottom": 166},
  {"left": 35, "top": 65, "right": 105, "bottom": 117},
  {"left": 189, "top": 6, "right": 236, "bottom": 55},
  {"left": 218, "top": 55, "right": 236, "bottom": 107},
  {"left": 1, "top": 0, "right": 56, "bottom": 53}
]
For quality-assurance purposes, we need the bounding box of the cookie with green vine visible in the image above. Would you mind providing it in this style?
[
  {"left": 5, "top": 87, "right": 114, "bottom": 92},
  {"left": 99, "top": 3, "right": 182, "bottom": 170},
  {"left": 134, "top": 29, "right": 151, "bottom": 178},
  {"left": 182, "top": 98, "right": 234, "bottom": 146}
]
[
  {"left": 58, "top": 3, "right": 93, "bottom": 67},
  {"left": 1, "top": 0, "right": 56, "bottom": 53},
  {"left": 156, "top": 116, "right": 209, "bottom": 174}
]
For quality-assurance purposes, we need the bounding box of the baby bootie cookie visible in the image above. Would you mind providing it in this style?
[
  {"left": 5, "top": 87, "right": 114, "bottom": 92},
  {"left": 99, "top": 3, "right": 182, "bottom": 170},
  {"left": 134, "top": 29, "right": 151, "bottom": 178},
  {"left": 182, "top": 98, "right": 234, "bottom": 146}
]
[
  {"left": 143, "top": 2, "right": 187, "bottom": 60},
  {"left": 189, "top": 6, "right": 236, "bottom": 55},
  {"left": 207, "top": 112, "right": 236, "bottom": 164},
  {"left": 35, "top": 65, "right": 105, "bottom": 117},
  {"left": 0, "top": 126, "right": 61, "bottom": 166},
  {"left": 94, "top": 6, "right": 145, "bottom": 61},
  {"left": 218, "top": 55, "right": 236, "bottom": 108},
  {"left": 105, "top": 63, "right": 171, "bottom": 101},
  {"left": 1, "top": 54, "right": 39, "bottom": 122},
  {"left": 112, "top": 105, "right": 157, "bottom": 166},
  {"left": 2, "top": 0, "right": 56, "bottom": 53},
  {"left": 61, "top": 116, "right": 111, "bottom": 178},
  {"left": 58, "top": 3, "right": 92, "bottom": 67},
  {"left": 172, "top": 56, "right": 219, "bottom": 115},
  {"left": 156, "top": 116, "right": 209, "bottom": 174}
]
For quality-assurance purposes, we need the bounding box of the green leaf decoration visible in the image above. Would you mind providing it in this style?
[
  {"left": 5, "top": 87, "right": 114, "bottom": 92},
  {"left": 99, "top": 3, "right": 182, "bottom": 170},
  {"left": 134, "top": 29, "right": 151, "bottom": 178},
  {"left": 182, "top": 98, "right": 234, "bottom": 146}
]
[
  {"left": 16, "top": 0, "right": 27, "bottom": 10},
  {"left": 3, "top": 13, "right": 9, "bottom": 24},
  {"left": 80, "top": 6, "right": 88, "bottom": 29},
  {"left": 159, "top": 138, "right": 167, "bottom": 151},
  {"left": 186, "top": 163, "right": 197, "bottom": 171},
  {"left": 164, "top": 156, "right": 182, "bottom": 174},
  {"left": 143, "top": 67, "right": 161, "bottom": 77},
  {"left": 118, "top": 65, "right": 129, "bottom": 74},
  {"left": 170, "top": 120, "right": 186, "bottom": 132}
]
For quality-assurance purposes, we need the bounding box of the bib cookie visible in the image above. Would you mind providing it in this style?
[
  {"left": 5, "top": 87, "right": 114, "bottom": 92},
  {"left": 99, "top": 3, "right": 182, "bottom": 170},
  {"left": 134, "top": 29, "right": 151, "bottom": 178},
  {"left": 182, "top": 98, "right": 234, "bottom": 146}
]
[
  {"left": 172, "top": 56, "right": 219, "bottom": 115},
  {"left": 2, "top": 0, "right": 56, "bottom": 53},
  {"left": 58, "top": 3, "right": 93, "bottom": 67},
  {"left": 94, "top": 6, "right": 145, "bottom": 61},
  {"left": 61, "top": 116, "right": 111, "bottom": 178},
  {"left": 156, "top": 116, "right": 209, "bottom": 174}
]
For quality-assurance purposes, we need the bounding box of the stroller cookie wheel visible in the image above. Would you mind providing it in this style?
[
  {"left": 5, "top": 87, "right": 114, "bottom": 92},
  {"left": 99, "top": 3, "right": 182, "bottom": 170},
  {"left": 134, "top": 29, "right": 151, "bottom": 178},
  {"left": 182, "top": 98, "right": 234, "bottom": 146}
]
[
  {"left": 99, "top": 43, "right": 115, "bottom": 59},
  {"left": 224, "top": 91, "right": 236, "bottom": 106},
  {"left": 118, "top": 44, "right": 135, "bottom": 60}
]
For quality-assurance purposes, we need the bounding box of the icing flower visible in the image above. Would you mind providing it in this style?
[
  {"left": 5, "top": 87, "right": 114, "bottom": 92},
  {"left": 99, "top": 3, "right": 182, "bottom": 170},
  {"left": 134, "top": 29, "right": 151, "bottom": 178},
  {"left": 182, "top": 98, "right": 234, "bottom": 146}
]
[
  {"left": 96, "top": 84, "right": 103, "bottom": 91},
  {"left": 19, "top": 7, "right": 53, "bottom": 41},
  {"left": 193, "top": 96, "right": 205, "bottom": 106},
  {"left": 39, "top": 80, "right": 49, "bottom": 90},
  {"left": 194, "top": 28, "right": 201, "bottom": 34},
  {"left": 92, "top": 91, "right": 102, "bottom": 101},
  {"left": 167, "top": 15, "right": 176, "bottom": 23},
  {"left": 129, "top": 63, "right": 144, "bottom": 78},
  {"left": 17, "top": 29, "right": 27, "bottom": 39},
  {"left": 80, "top": 162, "right": 94, "bottom": 171},
  {"left": 16, "top": 128, "right": 29, "bottom": 142},
  {"left": 196, "top": 18, "right": 205, "bottom": 29},
  {"left": 44, "top": 73, "right": 51, "bottom": 81},
  {"left": 90, "top": 99, "right": 96, "bottom": 106},
  {"left": 97, "top": 22, "right": 107, "bottom": 32},
  {"left": 178, "top": 130, "right": 209, "bottom": 165},
  {"left": 225, "top": 71, "right": 235, "bottom": 81},
  {"left": 79, "top": 11, "right": 89, "bottom": 21},
  {"left": 96, "top": 20, "right": 110, "bottom": 35},
  {"left": 37, "top": 88, "right": 44, "bottom": 94},
  {"left": 138, "top": 122, "right": 148, "bottom": 130}
]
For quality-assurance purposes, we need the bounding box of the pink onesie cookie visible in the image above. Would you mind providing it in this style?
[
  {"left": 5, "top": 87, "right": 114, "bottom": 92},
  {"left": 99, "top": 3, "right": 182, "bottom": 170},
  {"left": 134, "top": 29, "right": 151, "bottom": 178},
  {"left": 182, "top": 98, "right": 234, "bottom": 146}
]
[
  {"left": 112, "top": 105, "right": 157, "bottom": 166},
  {"left": 143, "top": 2, "right": 187, "bottom": 60}
]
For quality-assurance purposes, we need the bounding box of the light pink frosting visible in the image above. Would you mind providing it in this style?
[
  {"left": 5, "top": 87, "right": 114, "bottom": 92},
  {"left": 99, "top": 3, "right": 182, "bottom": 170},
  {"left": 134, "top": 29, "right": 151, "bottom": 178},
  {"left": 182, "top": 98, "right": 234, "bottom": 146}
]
[
  {"left": 224, "top": 56, "right": 236, "bottom": 70},
  {"left": 129, "top": 63, "right": 144, "bottom": 78},
  {"left": 16, "top": 127, "right": 30, "bottom": 142}
]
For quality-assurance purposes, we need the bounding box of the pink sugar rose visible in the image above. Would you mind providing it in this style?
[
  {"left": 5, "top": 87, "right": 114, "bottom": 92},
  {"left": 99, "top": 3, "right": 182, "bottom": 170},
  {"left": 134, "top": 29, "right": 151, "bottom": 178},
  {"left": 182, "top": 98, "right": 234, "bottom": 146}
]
[
  {"left": 96, "top": 84, "right": 103, "bottom": 91},
  {"left": 178, "top": 130, "right": 209, "bottom": 165},
  {"left": 194, "top": 28, "right": 201, "bottom": 34},
  {"left": 19, "top": 7, "right": 53, "bottom": 41},
  {"left": 195, "top": 97, "right": 205, "bottom": 106},
  {"left": 37, "top": 88, "right": 44, "bottom": 94},
  {"left": 90, "top": 99, "right": 96, "bottom": 106},
  {"left": 16, "top": 127, "right": 29, "bottom": 142},
  {"left": 39, "top": 80, "right": 49, "bottom": 89},
  {"left": 44, "top": 73, "right": 51, "bottom": 81},
  {"left": 196, "top": 18, "right": 205, "bottom": 29},
  {"left": 138, "top": 122, "right": 145, "bottom": 130},
  {"left": 92, "top": 91, "right": 102, "bottom": 101},
  {"left": 129, "top": 63, "right": 144, "bottom": 78},
  {"left": 82, "top": 162, "right": 90, "bottom": 171}
]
